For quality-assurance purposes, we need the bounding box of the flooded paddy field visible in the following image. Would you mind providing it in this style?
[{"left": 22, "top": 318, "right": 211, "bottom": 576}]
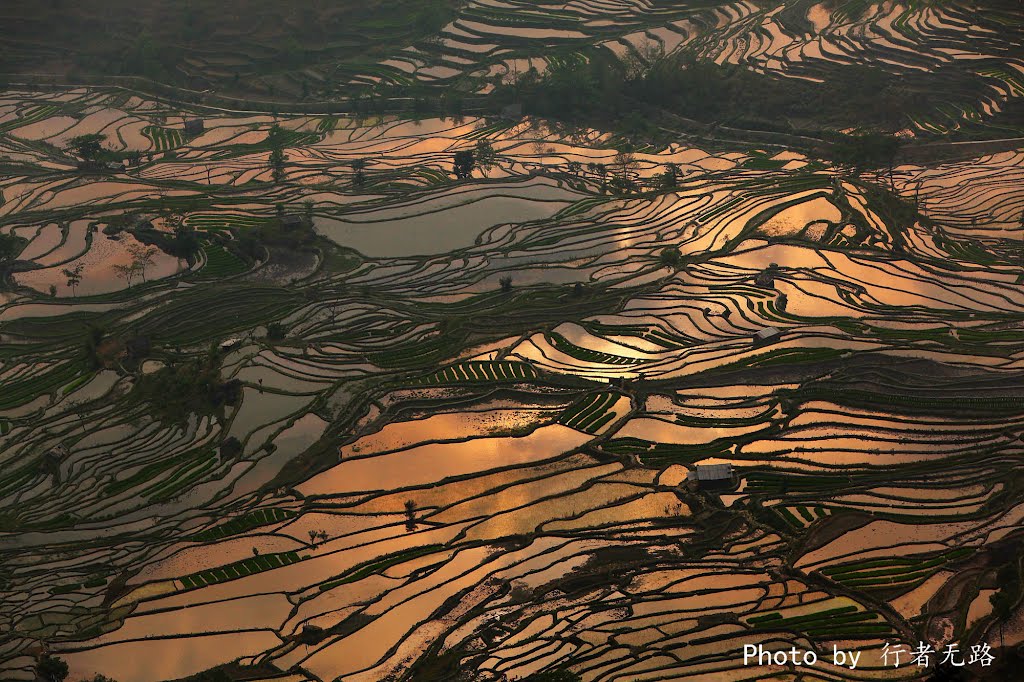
[{"left": 2, "top": 23, "right": 1024, "bottom": 681}]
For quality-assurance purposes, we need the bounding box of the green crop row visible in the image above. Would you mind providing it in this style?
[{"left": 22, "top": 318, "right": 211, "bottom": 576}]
[
  {"left": 143, "top": 452, "right": 218, "bottom": 502},
  {"left": 559, "top": 391, "right": 619, "bottom": 433},
  {"left": 191, "top": 508, "right": 297, "bottom": 542},
  {"left": 144, "top": 126, "right": 184, "bottom": 152},
  {"left": 195, "top": 245, "right": 248, "bottom": 279},
  {"left": 179, "top": 551, "right": 302, "bottom": 590},
  {"left": 413, "top": 361, "right": 537, "bottom": 385},
  {"left": 749, "top": 605, "right": 890, "bottom": 639},
  {"left": 821, "top": 548, "right": 974, "bottom": 589},
  {"left": 0, "top": 104, "right": 59, "bottom": 133},
  {"left": 105, "top": 449, "right": 215, "bottom": 500},
  {"left": 0, "top": 360, "right": 83, "bottom": 410},
  {"left": 320, "top": 545, "right": 443, "bottom": 592},
  {"left": 547, "top": 332, "right": 639, "bottom": 365}
]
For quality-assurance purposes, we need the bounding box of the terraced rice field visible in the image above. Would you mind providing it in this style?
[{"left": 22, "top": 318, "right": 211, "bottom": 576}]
[{"left": 2, "top": 7, "right": 1024, "bottom": 680}]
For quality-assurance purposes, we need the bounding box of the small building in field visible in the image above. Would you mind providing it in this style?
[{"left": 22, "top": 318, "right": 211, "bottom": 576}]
[
  {"left": 280, "top": 213, "right": 304, "bottom": 230},
  {"left": 688, "top": 463, "right": 734, "bottom": 483},
  {"left": 500, "top": 102, "right": 523, "bottom": 119},
  {"left": 184, "top": 119, "right": 205, "bottom": 136},
  {"left": 219, "top": 337, "right": 242, "bottom": 352},
  {"left": 753, "top": 327, "right": 782, "bottom": 345}
]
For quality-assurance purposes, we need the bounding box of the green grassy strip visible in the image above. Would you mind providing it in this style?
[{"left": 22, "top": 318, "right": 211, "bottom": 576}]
[
  {"left": 180, "top": 551, "right": 301, "bottom": 590},
  {"left": 191, "top": 508, "right": 297, "bottom": 542},
  {"left": 414, "top": 361, "right": 536, "bottom": 385},
  {"left": 547, "top": 331, "right": 639, "bottom": 365},
  {"left": 0, "top": 360, "right": 84, "bottom": 410},
  {"left": 144, "top": 453, "right": 218, "bottom": 502},
  {"left": 559, "top": 391, "right": 618, "bottom": 433},
  {"left": 104, "top": 450, "right": 212, "bottom": 497},
  {"left": 194, "top": 245, "right": 248, "bottom": 279},
  {"left": 319, "top": 545, "right": 443, "bottom": 592},
  {"left": 61, "top": 372, "right": 95, "bottom": 395}
]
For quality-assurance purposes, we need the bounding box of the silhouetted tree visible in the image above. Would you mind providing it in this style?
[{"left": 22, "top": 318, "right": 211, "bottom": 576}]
[
  {"left": 113, "top": 263, "right": 139, "bottom": 288},
  {"left": 453, "top": 150, "right": 475, "bottom": 179},
  {"left": 524, "top": 670, "right": 582, "bottom": 682},
  {"left": 831, "top": 132, "right": 901, "bottom": 189},
  {"left": 613, "top": 149, "right": 639, "bottom": 193},
  {"left": 128, "top": 243, "right": 157, "bottom": 282},
  {"left": 268, "top": 124, "right": 287, "bottom": 183},
  {"left": 67, "top": 134, "right": 106, "bottom": 162},
  {"left": 0, "top": 232, "right": 21, "bottom": 276},
  {"left": 352, "top": 158, "right": 367, "bottom": 187},
  {"left": 658, "top": 163, "right": 679, "bottom": 189},
  {"left": 36, "top": 654, "right": 69, "bottom": 682},
  {"left": 62, "top": 263, "right": 84, "bottom": 297},
  {"left": 475, "top": 139, "right": 496, "bottom": 174},
  {"left": 660, "top": 246, "right": 681, "bottom": 267}
]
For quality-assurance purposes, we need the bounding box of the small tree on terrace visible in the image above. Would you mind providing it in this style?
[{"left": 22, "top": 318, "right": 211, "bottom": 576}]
[
  {"left": 613, "top": 149, "right": 639, "bottom": 193},
  {"left": 62, "top": 263, "right": 84, "bottom": 297},
  {"left": 67, "top": 134, "right": 107, "bottom": 163},
  {"left": 128, "top": 243, "right": 158, "bottom": 282},
  {"left": 658, "top": 162, "right": 680, "bottom": 190},
  {"left": 0, "top": 232, "right": 22, "bottom": 285},
  {"left": 268, "top": 124, "right": 288, "bottom": 183},
  {"left": 113, "top": 263, "right": 140, "bottom": 289},
  {"left": 831, "top": 132, "right": 901, "bottom": 190},
  {"left": 36, "top": 654, "right": 69, "bottom": 682},
  {"left": 453, "top": 149, "right": 475, "bottom": 179},
  {"left": 660, "top": 246, "right": 682, "bottom": 267},
  {"left": 594, "top": 163, "right": 608, "bottom": 192},
  {"left": 351, "top": 158, "right": 367, "bottom": 187},
  {"left": 475, "top": 139, "right": 496, "bottom": 175}
]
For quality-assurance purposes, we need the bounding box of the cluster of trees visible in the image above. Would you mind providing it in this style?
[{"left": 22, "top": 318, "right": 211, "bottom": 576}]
[
  {"left": 0, "top": 231, "right": 24, "bottom": 286},
  {"left": 65, "top": 134, "right": 127, "bottom": 171},
  {"left": 231, "top": 203, "right": 317, "bottom": 262},
  {"left": 133, "top": 346, "right": 241, "bottom": 422},
  {"left": 35, "top": 655, "right": 116, "bottom": 682},
  {"left": 268, "top": 124, "right": 287, "bottom": 183},
  {"left": 990, "top": 551, "right": 1022, "bottom": 646},
  {"left": 112, "top": 243, "right": 159, "bottom": 289},
  {"left": 829, "top": 131, "right": 902, "bottom": 186},
  {"left": 496, "top": 48, "right": 954, "bottom": 138},
  {"left": 524, "top": 671, "right": 582, "bottom": 682},
  {"left": 67, "top": 134, "right": 109, "bottom": 164},
  {"left": 452, "top": 140, "right": 497, "bottom": 180},
  {"left": 132, "top": 212, "right": 202, "bottom": 262}
]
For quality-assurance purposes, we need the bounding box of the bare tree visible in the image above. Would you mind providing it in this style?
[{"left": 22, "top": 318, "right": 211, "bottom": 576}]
[
  {"left": 614, "top": 150, "right": 639, "bottom": 193},
  {"left": 128, "top": 244, "right": 158, "bottom": 283},
  {"left": 113, "top": 263, "right": 137, "bottom": 289},
  {"left": 62, "top": 263, "right": 84, "bottom": 297}
]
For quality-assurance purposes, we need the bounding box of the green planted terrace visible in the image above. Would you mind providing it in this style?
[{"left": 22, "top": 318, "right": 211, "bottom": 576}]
[
  {"left": 179, "top": 551, "right": 303, "bottom": 590},
  {"left": 820, "top": 548, "right": 974, "bottom": 590},
  {"left": 413, "top": 361, "right": 537, "bottom": 385},
  {"left": 190, "top": 508, "right": 297, "bottom": 542},
  {"left": 559, "top": 391, "right": 622, "bottom": 434},
  {"left": 546, "top": 332, "right": 642, "bottom": 366}
]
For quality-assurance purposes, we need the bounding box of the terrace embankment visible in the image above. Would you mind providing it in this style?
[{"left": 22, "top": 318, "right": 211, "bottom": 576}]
[{"left": 2, "top": 81, "right": 1024, "bottom": 682}]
